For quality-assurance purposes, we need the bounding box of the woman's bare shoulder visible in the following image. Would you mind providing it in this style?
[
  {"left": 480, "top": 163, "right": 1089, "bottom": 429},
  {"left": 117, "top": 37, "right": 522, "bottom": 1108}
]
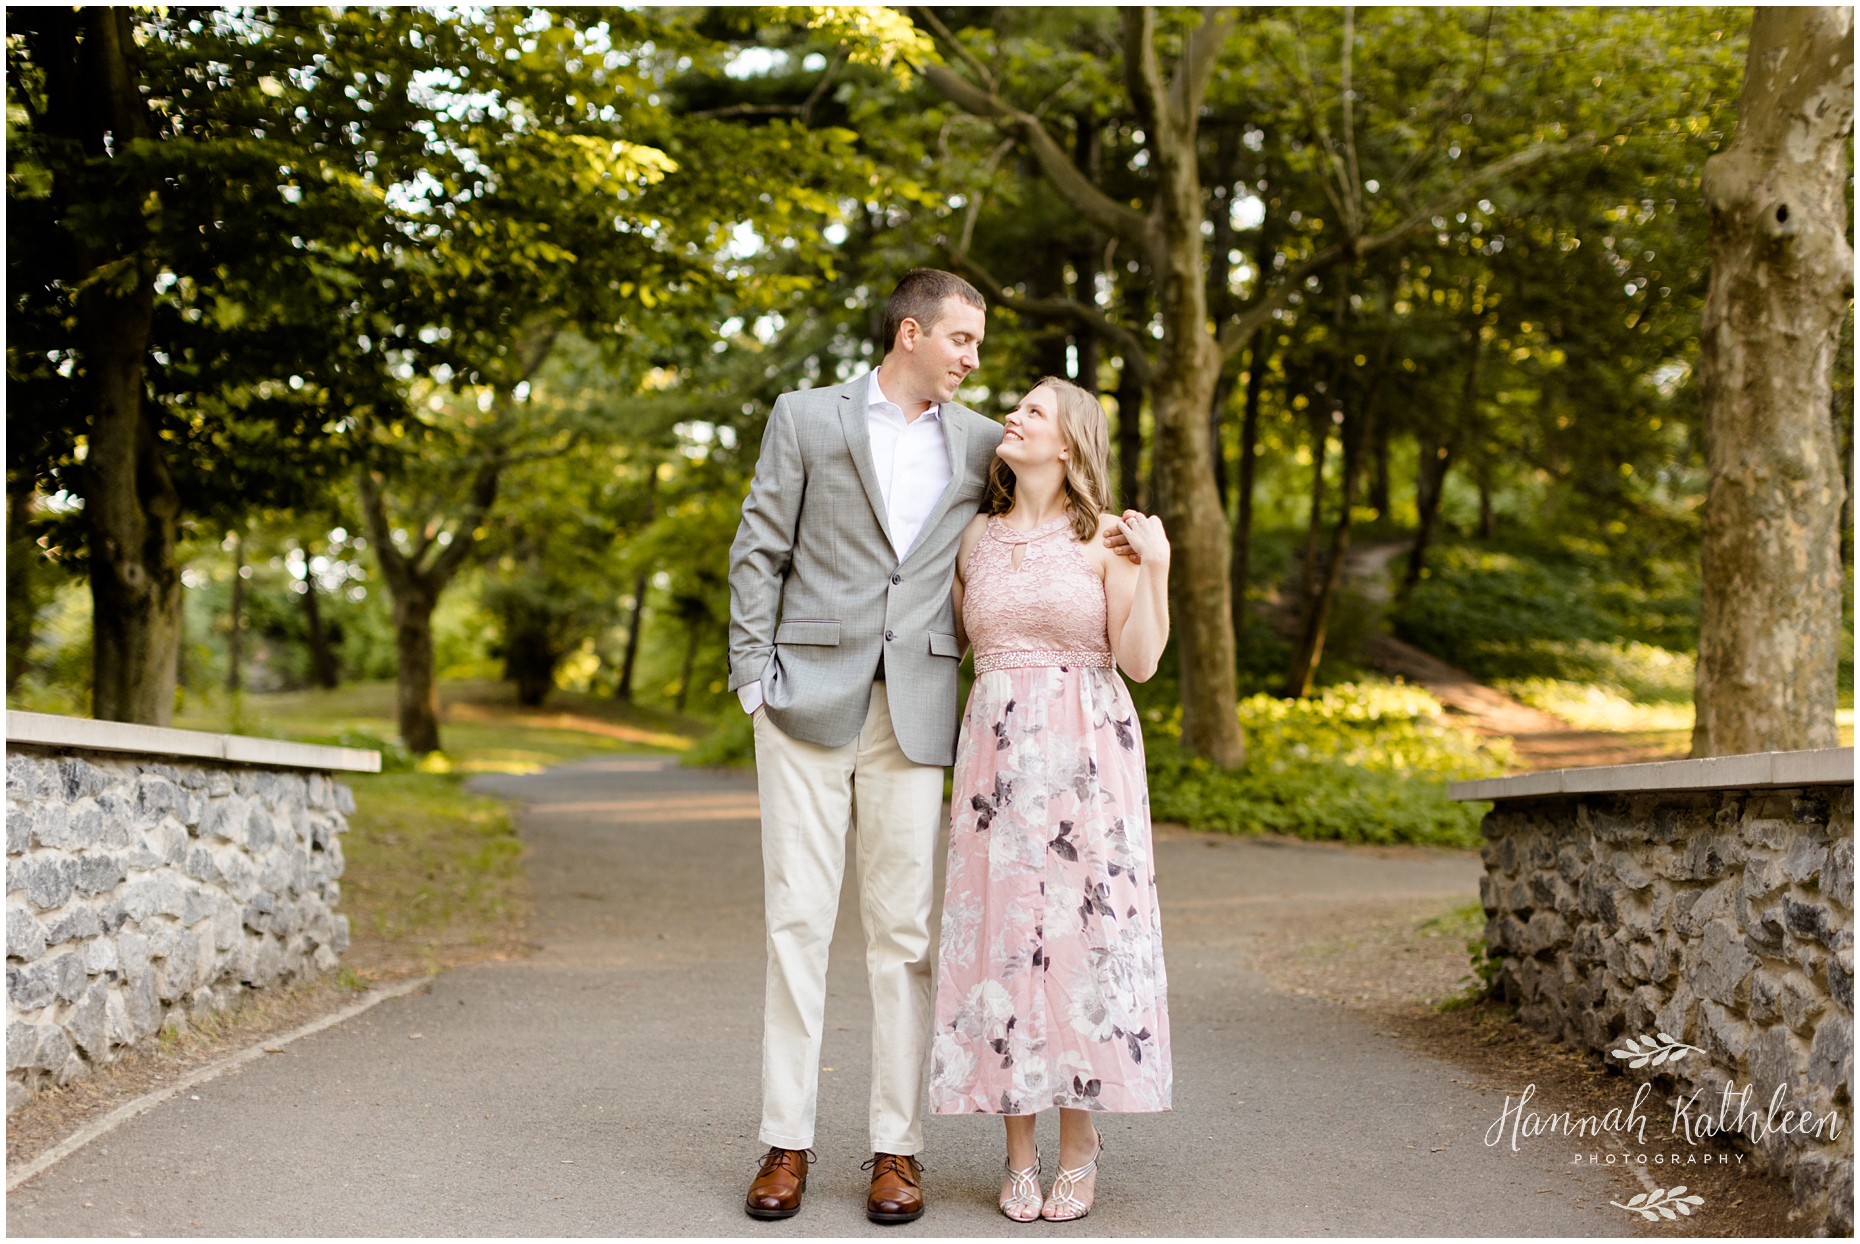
[{"left": 1079, "top": 511, "right": 1121, "bottom": 576}]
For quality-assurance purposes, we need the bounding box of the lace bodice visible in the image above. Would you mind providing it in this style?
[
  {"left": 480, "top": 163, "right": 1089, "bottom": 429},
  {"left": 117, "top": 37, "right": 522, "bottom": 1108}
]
[{"left": 962, "top": 515, "right": 1112, "bottom": 673}]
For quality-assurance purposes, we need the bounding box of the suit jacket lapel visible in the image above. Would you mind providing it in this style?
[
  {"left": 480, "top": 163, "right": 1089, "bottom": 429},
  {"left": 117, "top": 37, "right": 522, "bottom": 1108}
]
[
  {"left": 837, "top": 380, "right": 895, "bottom": 551},
  {"left": 901, "top": 405, "right": 975, "bottom": 569}
]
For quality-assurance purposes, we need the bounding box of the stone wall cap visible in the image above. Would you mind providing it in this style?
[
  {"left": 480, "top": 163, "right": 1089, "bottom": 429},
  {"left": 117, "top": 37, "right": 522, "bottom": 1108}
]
[
  {"left": 5, "top": 711, "right": 381, "bottom": 774},
  {"left": 1450, "top": 746, "right": 1853, "bottom": 802}
]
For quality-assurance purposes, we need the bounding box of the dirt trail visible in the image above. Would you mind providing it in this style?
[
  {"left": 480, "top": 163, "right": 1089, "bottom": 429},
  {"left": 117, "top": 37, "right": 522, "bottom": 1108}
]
[{"left": 1333, "top": 541, "right": 1685, "bottom": 772}]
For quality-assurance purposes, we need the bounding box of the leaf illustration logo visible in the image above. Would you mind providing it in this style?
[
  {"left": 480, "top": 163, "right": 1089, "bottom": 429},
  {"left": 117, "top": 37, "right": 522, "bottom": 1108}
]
[
  {"left": 1610, "top": 1186, "right": 1704, "bottom": 1221},
  {"left": 1609, "top": 1032, "right": 1704, "bottom": 1068}
]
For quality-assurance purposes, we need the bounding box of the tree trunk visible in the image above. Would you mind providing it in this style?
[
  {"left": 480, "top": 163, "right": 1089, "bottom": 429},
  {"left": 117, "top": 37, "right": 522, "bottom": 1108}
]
[
  {"left": 1203, "top": 126, "right": 1245, "bottom": 513},
  {"left": 614, "top": 461, "right": 659, "bottom": 702},
  {"left": 45, "top": 8, "right": 180, "bottom": 725},
  {"left": 226, "top": 532, "right": 245, "bottom": 694},
  {"left": 1477, "top": 470, "right": 1495, "bottom": 540},
  {"left": 391, "top": 584, "right": 443, "bottom": 755},
  {"left": 1691, "top": 7, "right": 1853, "bottom": 758},
  {"left": 1402, "top": 440, "right": 1454, "bottom": 599},
  {"left": 1071, "top": 113, "right": 1103, "bottom": 396},
  {"left": 1151, "top": 348, "right": 1242, "bottom": 765},
  {"left": 1369, "top": 409, "right": 1391, "bottom": 520},
  {"left": 358, "top": 458, "right": 502, "bottom": 755},
  {"left": 300, "top": 575, "right": 340, "bottom": 689},
  {"left": 1114, "top": 361, "right": 1145, "bottom": 511},
  {"left": 7, "top": 490, "right": 41, "bottom": 694},
  {"left": 1286, "top": 344, "right": 1389, "bottom": 698},
  {"left": 506, "top": 629, "right": 557, "bottom": 708},
  {"left": 1838, "top": 377, "right": 1854, "bottom": 569},
  {"left": 1401, "top": 333, "right": 1480, "bottom": 598},
  {"left": 674, "top": 615, "right": 702, "bottom": 712},
  {"left": 1149, "top": 210, "right": 1242, "bottom": 764},
  {"left": 1126, "top": 7, "right": 1244, "bottom": 767},
  {"left": 1297, "top": 275, "right": 1356, "bottom": 610},
  {"left": 1207, "top": 374, "right": 1234, "bottom": 510},
  {"left": 1297, "top": 406, "right": 1331, "bottom": 602},
  {"left": 615, "top": 570, "right": 651, "bottom": 702},
  {"left": 1285, "top": 408, "right": 1365, "bottom": 697},
  {"left": 1229, "top": 344, "right": 1265, "bottom": 642}
]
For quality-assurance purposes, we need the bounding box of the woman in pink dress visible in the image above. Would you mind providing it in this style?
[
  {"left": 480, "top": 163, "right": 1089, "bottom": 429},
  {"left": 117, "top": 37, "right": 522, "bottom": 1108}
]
[{"left": 929, "top": 376, "right": 1173, "bottom": 1223}]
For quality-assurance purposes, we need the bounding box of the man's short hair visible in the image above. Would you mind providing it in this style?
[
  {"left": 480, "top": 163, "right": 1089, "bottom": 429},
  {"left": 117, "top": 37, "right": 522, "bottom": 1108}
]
[{"left": 881, "top": 269, "right": 985, "bottom": 354}]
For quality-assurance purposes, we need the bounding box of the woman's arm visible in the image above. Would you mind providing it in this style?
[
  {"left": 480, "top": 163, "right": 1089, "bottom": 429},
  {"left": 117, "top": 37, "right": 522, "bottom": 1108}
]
[
  {"left": 951, "top": 513, "right": 989, "bottom": 657},
  {"left": 1100, "top": 513, "right": 1171, "bottom": 682}
]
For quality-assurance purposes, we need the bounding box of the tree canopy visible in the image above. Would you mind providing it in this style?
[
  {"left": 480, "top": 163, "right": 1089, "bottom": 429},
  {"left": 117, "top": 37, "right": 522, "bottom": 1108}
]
[{"left": 7, "top": 6, "right": 1849, "bottom": 772}]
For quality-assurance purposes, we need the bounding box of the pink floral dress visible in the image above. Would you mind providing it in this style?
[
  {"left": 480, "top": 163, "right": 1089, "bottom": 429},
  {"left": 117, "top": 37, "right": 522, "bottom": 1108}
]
[{"left": 929, "top": 514, "right": 1172, "bottom": 1116}]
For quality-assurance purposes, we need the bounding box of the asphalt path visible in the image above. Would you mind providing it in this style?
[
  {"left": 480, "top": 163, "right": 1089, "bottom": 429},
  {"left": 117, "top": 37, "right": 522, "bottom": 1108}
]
[{"left": 8, "top": 754, "right": 1646, "bottom": 1236}]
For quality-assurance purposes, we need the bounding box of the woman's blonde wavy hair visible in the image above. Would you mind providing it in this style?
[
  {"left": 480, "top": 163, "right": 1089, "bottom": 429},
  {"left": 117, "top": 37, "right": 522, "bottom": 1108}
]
[{"left": 984, "top": 376, "right": 1113, "bottom": 543}]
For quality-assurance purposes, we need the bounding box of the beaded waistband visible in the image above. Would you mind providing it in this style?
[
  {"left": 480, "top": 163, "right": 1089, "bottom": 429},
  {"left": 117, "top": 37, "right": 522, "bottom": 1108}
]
[{"left": 973, "top": 649, "right": 1115, "bottom": 674}]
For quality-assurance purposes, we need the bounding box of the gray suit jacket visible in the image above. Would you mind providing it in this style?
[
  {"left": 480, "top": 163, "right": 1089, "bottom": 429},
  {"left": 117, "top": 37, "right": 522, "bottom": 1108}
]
[{"left": 728, "top": 374, "right": 1003, "bottom": 766}]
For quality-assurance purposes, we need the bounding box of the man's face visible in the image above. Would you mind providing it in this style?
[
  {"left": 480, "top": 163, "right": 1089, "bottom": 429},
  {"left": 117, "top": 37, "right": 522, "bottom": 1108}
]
[{"left": 900, "top": 297, "right": 985, "bottom": 403}]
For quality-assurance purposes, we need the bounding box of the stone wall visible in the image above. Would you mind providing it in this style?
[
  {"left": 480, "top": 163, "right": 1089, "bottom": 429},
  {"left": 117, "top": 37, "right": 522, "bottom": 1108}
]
[
  {"left": 1479, "top": 783, "right": 1853, "bottom": 1234},
  {"left": 5, "top": 746, "right": 353, "bottom": 1110}
]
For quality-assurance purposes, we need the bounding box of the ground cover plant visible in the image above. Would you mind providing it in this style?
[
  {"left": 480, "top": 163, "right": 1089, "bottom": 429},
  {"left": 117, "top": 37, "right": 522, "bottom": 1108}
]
[{"left": 1145, "top": 681, "right": 1507, "bottom": 847}]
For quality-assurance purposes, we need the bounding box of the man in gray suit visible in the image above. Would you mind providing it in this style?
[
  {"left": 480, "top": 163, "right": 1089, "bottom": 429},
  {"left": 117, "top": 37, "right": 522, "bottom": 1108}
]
[{"left": 729, "top": 270, "right": 1000, "bottom": 1223}]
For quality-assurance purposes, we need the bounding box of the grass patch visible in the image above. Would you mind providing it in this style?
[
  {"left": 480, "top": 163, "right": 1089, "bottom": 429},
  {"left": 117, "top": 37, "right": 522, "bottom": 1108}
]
[
  {"left": 1146, "top": 681, "right": 1509, "bottom": 848},
  {"left": 338, "top": 772, "right": 529, "bottom": 976}
]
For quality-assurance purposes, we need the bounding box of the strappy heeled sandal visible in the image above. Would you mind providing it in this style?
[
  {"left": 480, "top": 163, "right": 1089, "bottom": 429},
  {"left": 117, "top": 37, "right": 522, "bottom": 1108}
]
[
  {"left": 1041, "top": 1133, "right": 1102, "bottom": 1222},
  {"left": 999, "top": 1149, "right": 1042, "bottom": 1222}
]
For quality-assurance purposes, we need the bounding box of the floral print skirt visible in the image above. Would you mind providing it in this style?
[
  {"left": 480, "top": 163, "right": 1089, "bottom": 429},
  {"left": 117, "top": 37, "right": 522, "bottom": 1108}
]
[{"left": 929, "top": 664, "right": 1172, "bottom": 1115}]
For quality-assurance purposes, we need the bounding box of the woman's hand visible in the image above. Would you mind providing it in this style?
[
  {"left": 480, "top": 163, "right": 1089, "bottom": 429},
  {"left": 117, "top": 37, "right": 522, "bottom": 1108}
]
[
  {"left": 1113, "top": 512, "right": 1170, "bottom": 569},
  {"left": 1101, "top": 511, "right": 1170, "bottom": 682}
]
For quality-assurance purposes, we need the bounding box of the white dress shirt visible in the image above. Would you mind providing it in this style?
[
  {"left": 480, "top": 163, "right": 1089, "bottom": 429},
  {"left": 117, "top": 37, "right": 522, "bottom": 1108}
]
[{"left": 739, "top": 368, "right": 951, "bottom": 714}]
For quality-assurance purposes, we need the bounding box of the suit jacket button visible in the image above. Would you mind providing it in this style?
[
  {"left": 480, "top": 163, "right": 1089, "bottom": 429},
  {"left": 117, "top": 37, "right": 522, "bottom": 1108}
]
[
  {"left": 885, "top": 629, "right": 895, "bottom": 642},
  {"left": 891, "top": 573, "right": 902, "bottom": 585}
]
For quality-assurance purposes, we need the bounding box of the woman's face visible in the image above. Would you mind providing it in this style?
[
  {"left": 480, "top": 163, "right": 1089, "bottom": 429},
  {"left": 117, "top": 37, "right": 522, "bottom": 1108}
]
[{"left": 997, "top": 385, "right": 1068, "bottom": 471}]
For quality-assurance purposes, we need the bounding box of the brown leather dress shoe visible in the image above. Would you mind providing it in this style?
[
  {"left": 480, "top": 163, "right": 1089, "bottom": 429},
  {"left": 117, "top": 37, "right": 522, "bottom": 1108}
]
[
  {"left": 863, "top": 1152, "right": 925, "bottom": 1224},
  {"left": 745, "top": 1146, "right": 811, "bottom": 1220}
]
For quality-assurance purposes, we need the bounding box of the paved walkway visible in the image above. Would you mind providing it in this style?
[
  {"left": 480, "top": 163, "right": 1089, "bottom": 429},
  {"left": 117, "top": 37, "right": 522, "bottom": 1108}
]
[{"left": 8, "top": 756, "right": 1644, "bottom": 1236}]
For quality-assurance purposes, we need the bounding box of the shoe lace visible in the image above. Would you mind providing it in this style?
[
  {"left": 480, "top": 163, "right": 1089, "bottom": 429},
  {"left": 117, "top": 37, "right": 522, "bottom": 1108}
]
[
  {"left": 862, "top": 1153, "right": 924, "bottom": 1182},
  {"left": 756, "top": 1147, "right": 815, "bottom": 1175}
]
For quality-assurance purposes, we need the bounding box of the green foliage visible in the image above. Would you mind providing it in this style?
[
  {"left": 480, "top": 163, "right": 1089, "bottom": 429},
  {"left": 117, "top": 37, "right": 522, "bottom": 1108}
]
[
  {"left": 1146, "top": 681, "right": 1506, "bottom": 847},
  {"left": 301, "top": 730, "right": 415, "bottom": 774},
  {"left": 684, "top": 709, "right": 757, "bottom": 768},
  {"left": 1392, "top": 537, "right": 1700, "bottom": 682}
]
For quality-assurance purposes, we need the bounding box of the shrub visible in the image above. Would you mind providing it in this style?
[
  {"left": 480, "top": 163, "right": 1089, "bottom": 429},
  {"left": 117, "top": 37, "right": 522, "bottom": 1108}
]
[
  {"left": 1393, "top": 540, "right": 1700, "bottom": 683},
  {"left": 304, "top": 729, "right": 415, "bottom": 773},
  {"left": 684, "top": 708, "right": 756, "bottom": 767},
  {"left": 1146, "top": 681, "right": 1509, "bottom": 848}
]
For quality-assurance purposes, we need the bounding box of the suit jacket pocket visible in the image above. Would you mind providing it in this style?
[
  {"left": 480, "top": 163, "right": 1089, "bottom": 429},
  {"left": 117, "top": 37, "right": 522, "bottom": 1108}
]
[
  {"left": 928, "top": 631, "right": 960, "bottom": 659},
  {"left": 775, "top": 619, "right": 841, "bottom": 646}
]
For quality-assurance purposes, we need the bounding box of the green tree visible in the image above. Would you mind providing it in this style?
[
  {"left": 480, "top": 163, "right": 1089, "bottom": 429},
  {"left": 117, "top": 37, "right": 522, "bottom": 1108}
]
[{"left": 908, "top": 6, "right": 1628, "bottom": 761}]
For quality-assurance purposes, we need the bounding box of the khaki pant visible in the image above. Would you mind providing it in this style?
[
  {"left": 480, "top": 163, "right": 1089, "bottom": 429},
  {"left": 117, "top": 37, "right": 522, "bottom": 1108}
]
[{"left": 753, "top": 682, "right": 945, "bottom": 1155}]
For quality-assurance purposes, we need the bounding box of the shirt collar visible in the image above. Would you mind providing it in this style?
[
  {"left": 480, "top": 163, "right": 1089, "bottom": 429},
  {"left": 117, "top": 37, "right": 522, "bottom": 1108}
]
[{"left": 868, "top": 367, "right": 941, "bottom": 422}]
